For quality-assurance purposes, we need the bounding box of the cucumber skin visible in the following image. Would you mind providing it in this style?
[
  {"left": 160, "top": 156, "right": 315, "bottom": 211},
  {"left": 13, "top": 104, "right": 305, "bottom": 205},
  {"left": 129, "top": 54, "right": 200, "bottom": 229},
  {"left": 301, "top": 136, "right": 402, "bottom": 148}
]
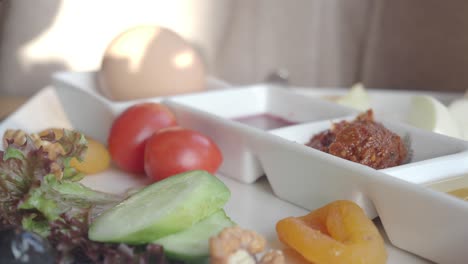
[
  {"left": 156, "top": 210, "right": 235, "bottom": 264},
  {"left": 88, "top": 170, "right": 230, "bottom": 244}
]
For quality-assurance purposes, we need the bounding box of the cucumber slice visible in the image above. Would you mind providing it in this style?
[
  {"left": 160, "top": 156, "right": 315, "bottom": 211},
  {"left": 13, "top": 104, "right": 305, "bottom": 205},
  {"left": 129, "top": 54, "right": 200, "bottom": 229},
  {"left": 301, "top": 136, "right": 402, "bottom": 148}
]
[
  {"left": 155, "top": 210, "right": 235, "bottom": 263},
  {"left": 88, "top": 170, "right": 230, "bottom": 244}
]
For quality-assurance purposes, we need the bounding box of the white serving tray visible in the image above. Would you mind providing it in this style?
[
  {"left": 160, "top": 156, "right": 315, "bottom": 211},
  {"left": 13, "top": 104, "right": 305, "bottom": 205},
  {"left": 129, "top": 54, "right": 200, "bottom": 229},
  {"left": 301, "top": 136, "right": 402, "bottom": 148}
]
[
  {"left": 46, "top": 71, "right": 468, "bottom": 263},
  {"left": 0, "top": 87, "right": 430, "bottom": 264}
]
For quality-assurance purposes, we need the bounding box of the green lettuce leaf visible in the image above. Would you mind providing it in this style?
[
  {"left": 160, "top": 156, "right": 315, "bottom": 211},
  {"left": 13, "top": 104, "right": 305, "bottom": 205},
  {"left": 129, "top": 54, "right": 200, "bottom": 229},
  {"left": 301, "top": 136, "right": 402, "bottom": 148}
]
[
  {"left": 0, "top": 129, "right": 116, "bottom": 228},
  {"left": 0, "top": 129, "right": 168, "bottom": 263}
]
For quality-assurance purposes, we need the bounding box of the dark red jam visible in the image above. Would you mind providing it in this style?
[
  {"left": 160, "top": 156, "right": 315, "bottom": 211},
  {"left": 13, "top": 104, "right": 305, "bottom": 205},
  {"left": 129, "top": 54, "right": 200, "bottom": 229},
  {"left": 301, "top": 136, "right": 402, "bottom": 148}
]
[{"left": 233, "top": 113, "right": 296, "bottom": 130}]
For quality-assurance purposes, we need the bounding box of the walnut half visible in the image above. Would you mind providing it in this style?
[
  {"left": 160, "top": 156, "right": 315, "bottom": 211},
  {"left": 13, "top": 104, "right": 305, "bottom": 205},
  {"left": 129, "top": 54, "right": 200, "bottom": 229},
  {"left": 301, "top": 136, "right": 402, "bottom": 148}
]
[
  {"left": 3, "top": 129, "right": 65, "bottom": 179},
  {"left": 210, "top": 226, "right": 284, "bottom": 264},
  {"left": 259, "top": 250, "right": 285, "bottom": 264}
]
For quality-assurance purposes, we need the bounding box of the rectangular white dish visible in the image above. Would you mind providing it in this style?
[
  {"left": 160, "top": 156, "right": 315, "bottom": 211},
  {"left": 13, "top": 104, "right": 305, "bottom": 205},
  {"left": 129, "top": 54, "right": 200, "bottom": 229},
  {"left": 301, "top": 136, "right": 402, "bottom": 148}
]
[
  {"left": 47, "top": 71, "right": 468, "bottom": 263},
  {"left": 0, "top": 86, "right": 431, "bottom": 264}
]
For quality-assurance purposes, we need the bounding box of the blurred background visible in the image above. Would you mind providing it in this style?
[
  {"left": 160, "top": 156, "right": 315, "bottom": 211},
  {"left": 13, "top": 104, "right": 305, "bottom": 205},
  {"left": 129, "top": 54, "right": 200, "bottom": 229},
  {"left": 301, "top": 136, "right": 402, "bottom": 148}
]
[{"left": 0, "top": 0, "right": 468, "bottom": 107}]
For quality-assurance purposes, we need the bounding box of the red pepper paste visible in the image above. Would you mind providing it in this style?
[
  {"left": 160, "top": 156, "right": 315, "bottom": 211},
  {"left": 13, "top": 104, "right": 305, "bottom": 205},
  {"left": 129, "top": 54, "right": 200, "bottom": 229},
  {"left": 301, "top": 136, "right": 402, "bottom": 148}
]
[{"left": 306, "top": 110, "right": 408, "bottom": 169}]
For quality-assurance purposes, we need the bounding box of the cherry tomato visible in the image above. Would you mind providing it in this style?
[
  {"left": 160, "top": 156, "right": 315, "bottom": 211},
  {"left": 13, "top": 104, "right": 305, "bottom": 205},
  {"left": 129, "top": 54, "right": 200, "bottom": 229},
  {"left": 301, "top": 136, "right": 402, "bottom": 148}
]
[
  {"left": 108, "top": 103, "right": 177, "bottom": 174},
  {"left": 144, "top": 127, "right": 223, "bottom": 181}
]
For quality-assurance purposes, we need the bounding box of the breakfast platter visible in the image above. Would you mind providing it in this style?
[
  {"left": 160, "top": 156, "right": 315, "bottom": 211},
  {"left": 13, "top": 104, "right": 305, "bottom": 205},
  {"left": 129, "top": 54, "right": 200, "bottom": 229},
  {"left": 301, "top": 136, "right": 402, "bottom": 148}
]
[
  {"left": 4, "top": 22, "right": 468, "bottom": 263},
  {"left": 2, "top": 68, "right": 468, "bottom": 263},
  {"left": 0, "top": 85, "right": 433, "bottom": 263}
]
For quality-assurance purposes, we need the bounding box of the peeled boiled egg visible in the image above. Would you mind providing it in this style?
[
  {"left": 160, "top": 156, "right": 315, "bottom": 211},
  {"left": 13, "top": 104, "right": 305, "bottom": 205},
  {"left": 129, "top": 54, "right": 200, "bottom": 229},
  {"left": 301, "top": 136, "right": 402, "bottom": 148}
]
[
  {"left": 335, "top": 83, "right": 371, "bottom": 111},
  {"left": 99, "top": 25, "right": 206, "bottom": 101},
  {"left": 448, "top": 98, "right": 468, "bottom": 140},
  {"left": 407, "top": 95, "right": 461, "bottom": 138}
]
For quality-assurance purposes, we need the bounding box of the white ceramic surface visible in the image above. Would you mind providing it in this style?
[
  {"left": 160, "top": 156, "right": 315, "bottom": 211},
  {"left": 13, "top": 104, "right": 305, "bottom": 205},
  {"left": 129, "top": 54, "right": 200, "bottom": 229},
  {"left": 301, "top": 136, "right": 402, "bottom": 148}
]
[
  {"left": 164, "top": 86, "right": 356, "bottom": 183},
  {"left": 0, "top": 87, "right": 431, "bottom": 263}
]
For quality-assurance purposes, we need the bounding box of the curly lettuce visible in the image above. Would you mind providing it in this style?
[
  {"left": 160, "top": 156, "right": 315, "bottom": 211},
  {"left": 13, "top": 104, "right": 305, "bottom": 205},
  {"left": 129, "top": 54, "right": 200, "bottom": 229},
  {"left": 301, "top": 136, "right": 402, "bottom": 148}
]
[{"left": 0, "top": 129, "right": 167, "bottom": 263}]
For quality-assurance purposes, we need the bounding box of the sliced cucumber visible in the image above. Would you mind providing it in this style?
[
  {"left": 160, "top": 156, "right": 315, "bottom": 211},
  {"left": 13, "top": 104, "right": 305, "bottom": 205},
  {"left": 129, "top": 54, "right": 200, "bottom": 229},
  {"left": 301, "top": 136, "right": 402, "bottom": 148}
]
[
  {"left": 88, "top": 170, "right": 230, "bottom": 244},
  {"left": 155, "top": 210, "right": 235, "bottom": 263}
]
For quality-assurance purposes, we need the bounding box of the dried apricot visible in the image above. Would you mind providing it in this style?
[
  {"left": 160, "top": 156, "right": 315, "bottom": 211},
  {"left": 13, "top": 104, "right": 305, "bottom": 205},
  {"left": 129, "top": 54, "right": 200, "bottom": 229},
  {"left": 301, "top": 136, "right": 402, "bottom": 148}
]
[{"left": 276, "top": 200, "right": 387, "bottom": 264}]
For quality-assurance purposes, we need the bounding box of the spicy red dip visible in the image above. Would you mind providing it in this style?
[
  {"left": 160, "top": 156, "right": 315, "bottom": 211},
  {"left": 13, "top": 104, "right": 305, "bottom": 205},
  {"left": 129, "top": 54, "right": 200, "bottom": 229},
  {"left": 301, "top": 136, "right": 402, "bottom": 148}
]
[{"left": 306, "top": 110, "right": 408, "bottom": 169}]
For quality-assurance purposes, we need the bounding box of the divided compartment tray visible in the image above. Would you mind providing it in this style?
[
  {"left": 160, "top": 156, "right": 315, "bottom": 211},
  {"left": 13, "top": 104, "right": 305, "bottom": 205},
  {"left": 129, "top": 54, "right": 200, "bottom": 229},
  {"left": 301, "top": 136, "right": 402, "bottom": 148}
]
[
  {"left": 50, "top": 71, "right": 468, "bottom": 263},
  {"left": 165, "top": 91, "right": 468, "bottom": 217},
  {"left": 164, "top": 90, "right": 468, "bottom": 263}
]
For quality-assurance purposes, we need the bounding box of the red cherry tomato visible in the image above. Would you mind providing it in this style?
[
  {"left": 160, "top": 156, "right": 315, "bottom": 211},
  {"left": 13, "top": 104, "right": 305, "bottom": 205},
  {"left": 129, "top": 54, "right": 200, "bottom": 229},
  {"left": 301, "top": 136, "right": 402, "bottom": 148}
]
[
  {"left": 144, "top": 127, "right": 223, "bottom": 182},
  {"left": 108, "top": 103, "right": 177, "bottom": 174}
]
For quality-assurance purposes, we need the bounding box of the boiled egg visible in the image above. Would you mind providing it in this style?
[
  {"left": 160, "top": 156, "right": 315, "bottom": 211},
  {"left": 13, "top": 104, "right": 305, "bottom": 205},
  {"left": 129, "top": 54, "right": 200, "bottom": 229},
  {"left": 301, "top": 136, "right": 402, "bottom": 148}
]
[
  {"left": 448, "top": 98, "right": 468, "bottom": 140},
  {"left": 99, "top": 25, "right": 206, "bottom": 101},
  {"left": 407, "top": 95, "right": 461, "bottom": 138},
  {"left": 335, "top": 83, "right": 371, "bottom": 111}
]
